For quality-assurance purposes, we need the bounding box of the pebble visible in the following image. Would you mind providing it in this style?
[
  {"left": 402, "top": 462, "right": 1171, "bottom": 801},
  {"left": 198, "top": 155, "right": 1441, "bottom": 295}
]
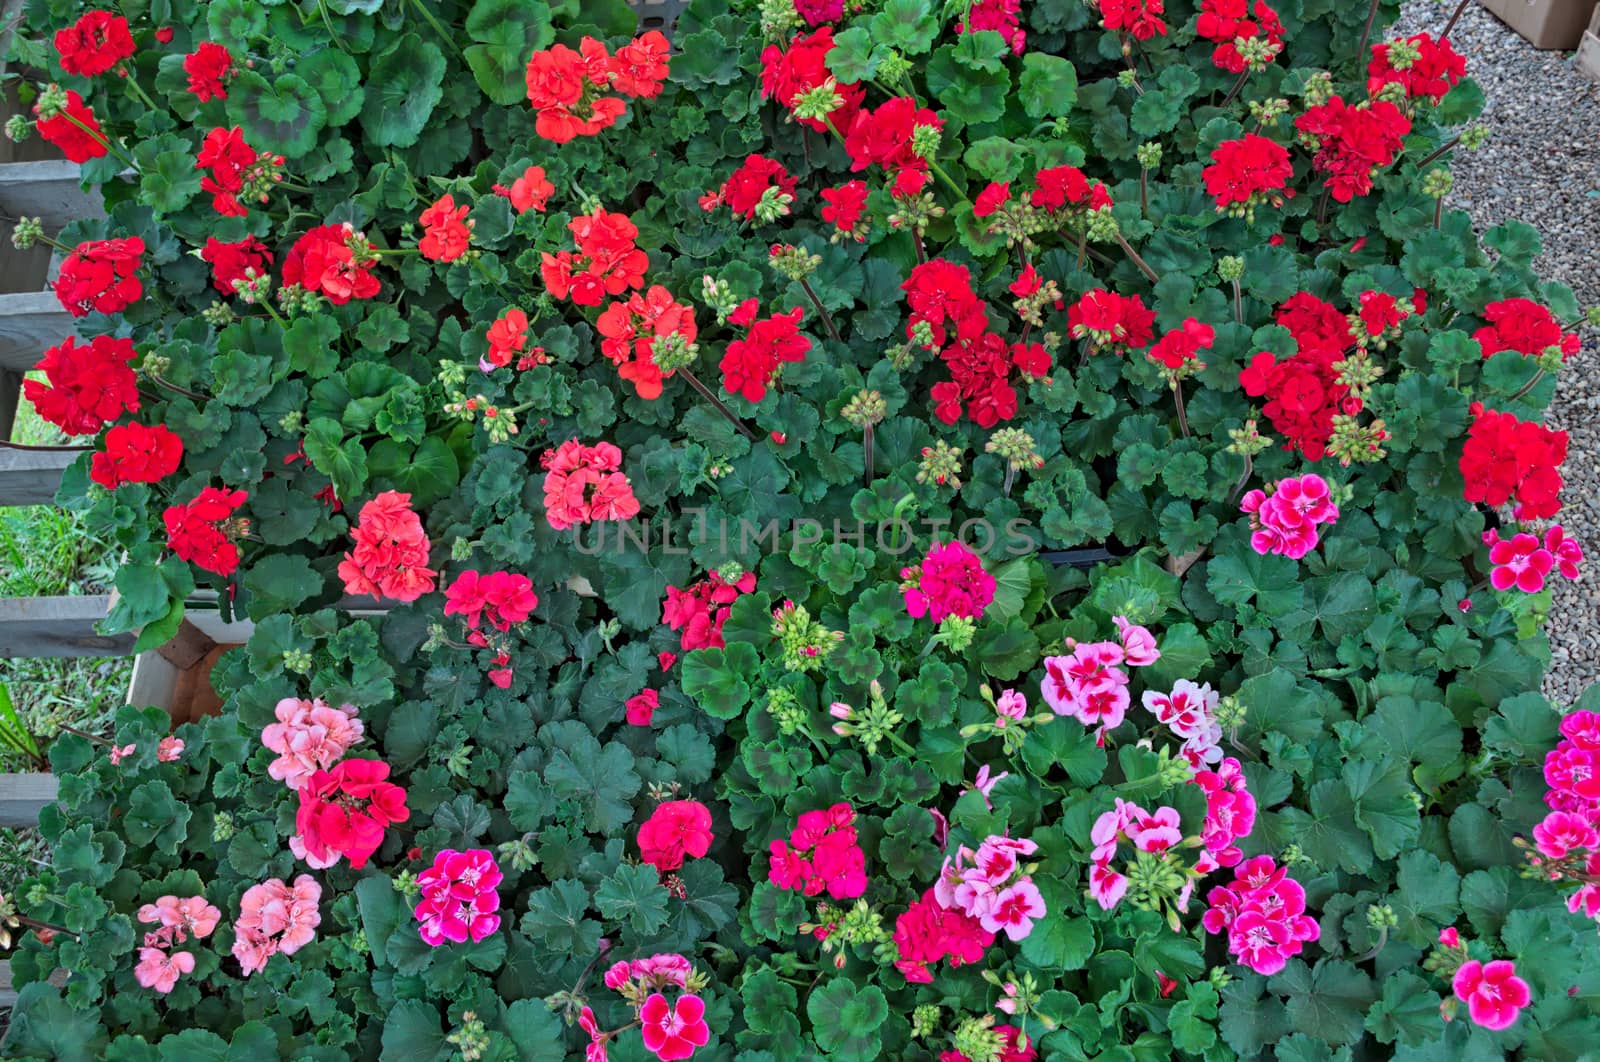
[{"left": 1394, "top": 2, "right": 1600, "bottom": 705}]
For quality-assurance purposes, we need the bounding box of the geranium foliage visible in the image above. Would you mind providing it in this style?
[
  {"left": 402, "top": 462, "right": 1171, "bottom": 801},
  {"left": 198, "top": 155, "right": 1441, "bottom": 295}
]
[{"left": 4, "top": 0, "right": 1600, "bottom": 1060}]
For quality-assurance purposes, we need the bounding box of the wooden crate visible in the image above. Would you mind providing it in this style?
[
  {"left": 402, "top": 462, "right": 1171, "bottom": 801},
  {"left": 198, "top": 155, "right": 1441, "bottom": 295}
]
[
  {"left": 1578, "top": 5, "right": 1600, "bottom": 80},
  {"left": 1479, "top": 0, "right": 1600, "bottom": 50}
]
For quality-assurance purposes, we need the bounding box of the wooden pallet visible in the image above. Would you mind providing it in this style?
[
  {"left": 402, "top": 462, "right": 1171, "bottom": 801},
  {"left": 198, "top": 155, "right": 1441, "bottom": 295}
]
[{"left": 1579, "top": 6, "right": 1600, "bottom": 82}]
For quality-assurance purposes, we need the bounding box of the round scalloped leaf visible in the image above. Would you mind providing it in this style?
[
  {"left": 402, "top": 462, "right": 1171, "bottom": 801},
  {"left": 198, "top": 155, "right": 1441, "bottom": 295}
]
[
  {"left": 465, "top": 0, "right": 555, "bottom": 105},
  {"left": 296, "top": 48, "right": 365, "bottom": 128},
  {"left": 225, "top": 71, "right": 328, "bottom": 159},
  {"left": 360, "top": 34, "right": 446, "bottom": 148}
]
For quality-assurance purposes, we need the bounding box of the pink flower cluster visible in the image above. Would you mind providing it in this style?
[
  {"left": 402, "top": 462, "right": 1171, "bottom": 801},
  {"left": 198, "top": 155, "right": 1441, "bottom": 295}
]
[
  {"left": 1452, "top": 959, "right": 1531, "bottom": 1032},
  {"left": 260, "top": 696, "right": 364, "bottom": 788},
  {"left": 337, "top": 490, "right": 437, "bottom": 602},
  {"left": 662, "top": 569, "right": 757, "bottom": 650},
  {"left": 541, "top": 439, "right": 641, "bottom": 531},
  {"left": 595, "top": 953, "right": 709, "bottom": 1062},
  {"left": 1240, "top": 473, "right": 1338, "bottom": 559},
  {"left": 414, "top": 848, "right": 503, "bottom": 946},
  {"left": 604, "top": 952, "right": 692, "bottom": 991},
  {"left": 108, "top": 736, "right": 184, "bottom": 765},
  {"left": 1040, "top": 616, "right": 1160, "bottom": 742},
  {"left": 1483, "top": 525, "right": 1582, "bottom": 594},
  {"left": 1193, "top": 757, "right": 1257, "bottom": 868},
  {"left": 1142, "top": 679, "right": 1223, "bottom": 767},
  {"left": 1088, "top": 798, "right": 1187, "bottom": 910},
  {"left": 232, "top": 875, "right": 321, "bottom": 976},
  {"left": 134, "top": 895, "right": 221, "bottom": 993},
  {"left": 901, "top": 540, "right": 996, "bottom": 623},
  {"left": 893, "top": 887, "right": 995, "bottom": 983},
  {"left": 933, "top": 835, "right": 1046, "bottom": 941},
  {"left": 1537, "top": 710, "right": 1600, "bottom": 926},
  {"left": 767, "top": 803, "right": 867, "bottom": 899},
  {"left": 443, "top": 569, "right": 539, "bottom": 632},
  {"left": 1201, "top": 856, "right": 1320, "bottom": 975}
]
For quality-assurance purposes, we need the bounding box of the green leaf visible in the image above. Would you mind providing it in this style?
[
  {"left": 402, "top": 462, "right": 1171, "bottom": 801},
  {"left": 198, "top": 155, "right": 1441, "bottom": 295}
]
[
  {"left": 226, "top": 71, "right": 327, "bottom": 158},
  {"left": 870, "top": 0, "right": 939, "bottom": 55},
  {"left": 807, "top": 980, "right": 888, "bottom": 1061},
  {"left": 544, "top": 725, "right": 642, "bottom": 834},
  {"left": 681, "top": 644, "right": 758, "bottom": 719},
  {"left": 303, "top": 417, "right": 368, "bottom": 501},
  {"left": 296, "top": 48, "right": 365, "bottom": 127},
  {"left": 521, "top": 879, "right": 603, "bottom": 955},
  {"left": 1207, "top": 549, "right": 1304, "bottom": 617},
  {"left": 123, "top": 780, "right": 192, "bottom": 854},
  {"left": 500, "top": 999, "right": 564, "bottom": 1057},
  {"left": 379, "top": 1000, "right": 450, "bottom": 1062},
  {"left": 135, "top": 135, "right": 202, "bottom": 215},
  {"left": 1364, "top": 970, "right": 1441, "bottom": 1047},
  {"left": 361, "top": 34, "right": 447, "bottom": 148},
  {"left": 465, "top": 1, "right": 556, "bottom": 103},
  {"left": 1, "top": 983, "right": 108, "bottom": 1059},
  {"left": 242, "top": 554, "right": 323, "bottom": 618},
  {"left": 1276, "top": 960, "right": 1376, "bottom": 1046},
  {"left": 1018, "top": 906, "right": 1094, "bottom": 970},
  {"left": 1018, "top": 53, "right": 1077, "bottom": 118},
  {"left": 595, "top": 862, "right": 671, "bottom": 934},
  {"left": 1168, "top": 982, "right": 1220, "bottom": 1053}
]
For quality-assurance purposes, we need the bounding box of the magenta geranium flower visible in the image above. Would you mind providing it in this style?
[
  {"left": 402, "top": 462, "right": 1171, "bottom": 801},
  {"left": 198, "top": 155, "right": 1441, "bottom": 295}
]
[{"left": 1452, "top": 959, "right": 1531, "bottom": 1031}]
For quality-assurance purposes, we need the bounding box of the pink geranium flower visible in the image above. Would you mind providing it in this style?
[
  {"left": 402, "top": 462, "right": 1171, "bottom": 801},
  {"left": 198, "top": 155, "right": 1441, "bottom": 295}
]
[
  {"left": 980, "top": 880, "right": 1046, "bottom": 940},
  {"left": 1453, "top": 959, "right": 1531, "bottom": 1031},
  {"left": 639, "top": 992, "right": 710, "bottom": 1061}
]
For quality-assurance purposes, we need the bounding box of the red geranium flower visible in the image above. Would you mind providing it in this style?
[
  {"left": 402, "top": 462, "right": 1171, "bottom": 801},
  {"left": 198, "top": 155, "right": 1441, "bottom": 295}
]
[
  {"left": 55, "top": 237, "right": 144, "bottom": 317},
  {"left": 484, "top": 307, "right": 531, "bottom": 370},
  {"left": 34, "top": 90, "right": 108, "bottom": 163},
  {"left": 283, "top": 223, "right": 380, "bottom": 304},
  {"left": 23, "top": 334, "right": 139, "bottom": 435},
  {"left": 91, "top": 422, "right": 182, "bottom": 489},
  {"left": 196, "top": 126, "right": 284, "bottom": 217},
  {"left": 1203, "top": 134, "right": 1293, "bottom": 213},
  {"left": 1196, "top": 0, "right": 1285, "bottom": 73},
  {"left": 1473, "top": 298, "right": 1580, "bottom": 362},
  {"left": 626, "top": 688, "right": 659, "bottom": 726},
  {"left": 705, "top": 154, "right": 796, "bottom": 220},
  {"left": 974, "top": 181, "right": 1011, "bottom": 219},
  {"left": 1368, "top": 32, "right": 1465, "bottom": 102},
  {"left": 418, "top": 194, "right": 472, "bottom": 262},
  {"left": 541, "top": 208, "right": 648, "bottom": 306},
  {"left": 443, "top": 570, "right": 538, "bottom": 632},
  {"left": 1294, "top": 96, "right": 1410, "bottom": 203},
  {"left": 524, "top": 39, "right": 626, "bottom": 143},
  {"left": 662, "top": 570, "right": 757, "bottom": 651},
  {"left": 1067, "top": 289, "right": 1156, "bottom": 355},
  {"left": 640, "top": 993, "right": 710, "bottom": 1061},
  {"left": 54, "top": 11, "right": 135, "bottom": 78},
  {"left": 1149, "top": 317, "right": 1216, "bottom": 370},
  {"left": 637, "top": 800, "right": 713, "bottom": 873},
  {"left": 720, "top": 305, "right": 810, "bottom": 402},
  {"left": 819, "top": 180, "right": 870, "bottom": 241},
  {"left": 759, "top": 27, "right": 865, "bottom": 133},
  {"left": 844, "top": 95, "right": 940, "bottom": 180},
  {"left": 1460, "top": 402, "right": 1567, "bottom": 520},
  {"left": 596, "top": 285, "right": 696, "bottom": 399},
  {"left": 1031, "top": 165, "right": 1113, "bottom": 213},
  {"left": 494, "top": 165, "right": 554, "bottom": 214},
  {"left": 337, "top": 490, "right": 437, "bottom": 602},
  {"left": 164, "top": 486, "right": 248, "bottom": 577},
  {"left": 611, "top": 30, "right": 671, "bottom": 99},
  {"left": 540, "top": 439, "right": 640, "bottom": 530},
  {"left": 1098, "top": 0, "right": 1168, "bottom": 39},
  {"left": 183, "top": 42, "right": 233, "bottom": 101},
  {"left": 294, "top": 759, "right": 410, "bottom": 870},
  {"left": 200, "top": 235, "right": 274, "bottom": 295}
]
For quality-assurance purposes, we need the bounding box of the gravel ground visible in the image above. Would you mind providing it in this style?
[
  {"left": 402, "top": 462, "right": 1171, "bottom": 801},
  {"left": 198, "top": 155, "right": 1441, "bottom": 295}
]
[{"left": 1397, "top": 1, "right": 1600, "bottom": 704}]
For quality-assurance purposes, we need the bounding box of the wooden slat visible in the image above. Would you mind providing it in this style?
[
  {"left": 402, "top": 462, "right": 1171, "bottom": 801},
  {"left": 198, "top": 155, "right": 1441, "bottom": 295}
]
[
  {"left": 0, "top": 160, "right": 102, "bottom": 232},
  {"left": 0, "top": 291, "right": 71, "bottom": 372},
  {"left": 0, "top": 367, "right": 18, "bottom": 440},
  {"left": 0, "top": 959, "right": 69, "bottom": 1009},
  {"left": 0, "top": 771, "right": 56, "bottom": 828},
  {"left": 0, "top": 446, "right": 74, "bottom": 506},
  {"left": 0, "top": 595, "right": 128, "bottom": 657}
]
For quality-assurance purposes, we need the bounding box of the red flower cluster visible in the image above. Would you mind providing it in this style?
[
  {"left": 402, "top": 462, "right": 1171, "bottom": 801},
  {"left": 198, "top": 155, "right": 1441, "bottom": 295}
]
[
  {"left": 35, "top": 90, "right": 107, "bottom": 163},
  {"left": 1294, "top": 96, "right": 1411, "bottom": 203},
  {"left": 598, "top": 285, "right": 697, "bottom": 400},
  {"left": 283, "top": 223, "right": 380, "bottom": 304},
  {"left": 337, "top": 490, "right": 438, "bottom": 602},
  {"left": 1238, "top": 293, "right": 1357, "bottom": 460},
  {"left": 1098, "top": 0, "right": 1168, "bottom": 40},
  {"left": 1030, "top": 165, "right": 1113, "bottom": 214},
  {"left": 958, "top": 0, "right": 1026, "bottom": 55},
  {"left": 662, "top": 569, "right": 757, "bottom": 650},
  {"left": 1202, "top": 134, "right": 1293, "bottom": 213},
  {"left": 483, "top": 308, "right": 545, "bottom": 372},
  {"left": 200, "top": 235, "right": 273, "bottom": 296},
  {"left": 720, "top": 304, "right": 810, "bottom": 402},
  {"left": 1067, "top": 288, "right": 1156, "bottom": 355},
  {"left": 1474, "top": 298, "right": 1580, "bottom": 362},
  {"left": 637, "top": 800, "right": 713, "bottom": 873},
  {"left": 760, "top": 28, "right": 865, "bottom": 133},
  {"left": 164, "top": 487, "right": 247, "bottom": 577},
  {"left": 493, "top": 165, "right": 553, "bottom": 214},
  {"left": 1196, "top": 0, "right": 1284, "bottom": 73},
  {"left": 819, "top": 180, "right": 870, "bottom": 241},
  {"left": 1368, "top": 32, "right": 1465, "bottom": 102},
  {"left": 540, "top": 208, "right": 648, "bottom": 307},
  {"left": 523, "top": 32, "right": 669, "bottom": 143},
  {"left": 91, "top": 422, "right": 182, "bottom": 490},
  {"left": 540, "top": 439, "right": 640, "bottom": 531},
  {"left": 893, "top": 888, "right": 995, "bottom": 983},
  {"left": 844, "top": 96, "right": 942, "bottom": 197},
  {"left": 56, "top": 237, "right": 144, "bottom": 317},
  {"left": 626, "top": 688, "right": 659, "bottom": 726},
  {"left": 183, "top": 43, "right": 233, "bottom": 101},
  {"left": 23, "top": 334, "right": 139, "bottom": 435},
  {"left": 1459, "top": 402, "right": 1567, "bottom": 520},
  {"left": 701, "top": 154, "right": 796, "bottom": 219},
  {"left": 196, "top": 127, "right": 284, "bottom": 217},
  {"left": 443, "top": 570, "right": 538, "bottom": 632},
  {"left": 293, "top": 759, "right": 410, "bottom": 870},
  {"left": 54, "top": 11, "right": 134, "bottom": 78},
  {"left": 767, "top": 803, "right": 868, "bottom": 900},
  {"left": 418, "top": 194, "right": 472, "bottom": 262},
  {"left": 904, "top": 259, "right": 1042, "bottom": 427},
  {"left": 1148, "top": 317, "right": 1215, "bottom": 371}
]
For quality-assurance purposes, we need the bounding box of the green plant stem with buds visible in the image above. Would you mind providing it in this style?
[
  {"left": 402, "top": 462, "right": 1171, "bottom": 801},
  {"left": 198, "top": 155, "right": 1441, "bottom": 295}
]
[
  {"left": 1415, "top": 135, "right": 1462, "bottom": 170},
  {"left": 926, "top": 158, "right": 969, "bottom": 204},
  {"left": 799, "top": 278, "right": 842, "bottom": 343},
  {"left": 1113, "top": 232, "right": 1160, "bottom": 283},
  {"left": 1220, "top": 69, "right": 1251, "bottom": 108},
  {"left": 1507, "top": 368, "right": 1545, "bottom": 402},
  {"left": 1226, "top": 455, "right": 1253, "bottom": 504},
  {"left": 1172, "top": 381, "right": 1191, "bottom": 439}
]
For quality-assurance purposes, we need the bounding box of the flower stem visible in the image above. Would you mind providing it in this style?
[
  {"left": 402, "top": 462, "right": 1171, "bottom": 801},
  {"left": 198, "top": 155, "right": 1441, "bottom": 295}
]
[
  {"left": 55, "top": 723, "right": 109, "bottom": 745},
  {"left": 122, "top": 74, "right": 162, "bottom": 116},
  {"left": 1356, "top": 0, "right": 1382, "bottom": 65},
  {"left": 63, "top": 111, "right": 135, "bottom": 172},
  {"left": 1113, "top": 232, "right": 1160, "bottom": 284},
  {"left": 1433, "top": 197, "right": 1444, "bottom": 229},
  {"left": 1220, "top": 69, "right": 1251, "bottom": 107},
  {"left": 1441, "top": 0, "right": 1472, "bottom": 41},
  {"left": 679, "top": 368, "right": 758, "bottom": 441},
  {"left": 799, "top": 278, "right": 842, "bottom": 343},
  {"left": 1002, "top": 462, "right": 1016, "bottom": 497},
  {"left": 1507, "top": 368, "right": 1545, "bottom": 402},
  {"left": 1415, "top": 135, "right": 1461, "bottom": 170},
  {"left": 1139, "top": 168, "right": 1149, "bottom": 218},
  {"left": 405, "top": 0, "right": 464, "bottom": 56},
  {"left": 862, "top": 423, "right": 874, "bottom": 487},
  {"left": 927, "top": 158, "right": 969, "bottom": 203},
  {"left": 1226, "top": 455, "right": 1253, "bottom": 504},
  {"left": 911, "top": 229, "right": 927, "bottom": 265},
  {"left": 150, "top": 374, "right": 209, "bottom": 401},
  {"left": 1172, "top": 382, "right": 1191, "bottom": 439},
  {"left": 1232, "top": 279, "right": 1243, "bottom": 325}
]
